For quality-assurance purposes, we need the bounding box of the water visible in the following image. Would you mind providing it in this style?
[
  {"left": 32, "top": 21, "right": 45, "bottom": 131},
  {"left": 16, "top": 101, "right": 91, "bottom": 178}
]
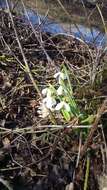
[
  {"left": 70, "top": 24, "right": 106, "bottom": 46},
  {"left": 23, "top": 9, "right": 65, "bottom": 34},
  {"left": 0, "top": 0, "right": 106, "bottom": 47},
  {"left": 0, "top": 0, "right": 13, "bottom": 9},
  {"left": 23, "top": 9, "right": 107, "bottom": 46}
]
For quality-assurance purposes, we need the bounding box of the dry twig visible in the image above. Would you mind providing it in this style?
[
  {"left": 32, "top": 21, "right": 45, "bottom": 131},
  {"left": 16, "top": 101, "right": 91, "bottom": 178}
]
[{"left": 80, "top": 99, "right": 107, "bottom": 158}]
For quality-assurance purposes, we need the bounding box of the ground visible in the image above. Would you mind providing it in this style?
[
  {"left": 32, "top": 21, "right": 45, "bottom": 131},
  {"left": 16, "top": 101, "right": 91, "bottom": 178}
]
[{"left": 0, "top": 3, "right": 107, "bottom": 190}]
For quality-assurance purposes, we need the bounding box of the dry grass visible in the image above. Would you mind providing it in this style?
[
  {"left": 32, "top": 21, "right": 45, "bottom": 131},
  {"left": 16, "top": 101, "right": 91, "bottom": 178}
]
[{"left": 0, "top": 0, "right": 107, "bottom": 189}]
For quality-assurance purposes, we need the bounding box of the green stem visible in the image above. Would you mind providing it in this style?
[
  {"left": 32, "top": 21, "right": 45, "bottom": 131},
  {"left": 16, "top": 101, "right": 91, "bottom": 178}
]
[
  {"left": 49, "top": 111, "right": 56, "bottom": 124},
  {"left": 84, "top": 154, "right": 90, "bottom": 190}
]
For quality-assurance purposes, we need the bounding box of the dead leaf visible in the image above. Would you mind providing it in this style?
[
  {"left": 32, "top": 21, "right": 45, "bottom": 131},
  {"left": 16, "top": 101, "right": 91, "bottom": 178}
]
[{"left": 2, "top": 137, "right": 10, "bottom": 149}]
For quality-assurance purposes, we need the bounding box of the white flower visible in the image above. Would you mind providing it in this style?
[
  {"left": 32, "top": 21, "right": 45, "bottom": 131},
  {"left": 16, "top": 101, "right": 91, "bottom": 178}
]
[
  {"left": 57, "top": 86, "right": 63, "bottom": 95},
  {"left": 42, "top": 88, "right": 52, "bottom": 97},
  {"left": 54, "top": 72, "right": 67, "bottom": 84},
  {"left": 57, "top": 86, "right": 68, "bottom": 95},
  {"left": 38, "top": 102, "right": 49, "bottom": 118},
  {"left": 64, "top": 103, "right": 71, "bottom": 112},
  {"left": 43, "top": 96, "right": 56, "bottom": 111},
  {"left": 42, "top": 88, "right": 48, "bottom": 96},
  {"left": 55, "top": 101, "right": 70, "bottom": 112}
]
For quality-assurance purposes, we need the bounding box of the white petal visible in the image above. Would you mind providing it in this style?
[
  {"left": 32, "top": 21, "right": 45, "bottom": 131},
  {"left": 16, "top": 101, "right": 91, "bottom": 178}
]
[
  {"left": 54, "top": 72, "right": 60, "bottom": 78},
  {"left": 55, "top": 102, "right": 64, "bottom": 110},
  {"left": 43, "top": 97, "right": 48, "bottom": 104},
  {"left": 60, "top": 72, "right": 66, "bottom": 80},
  {"left": 42, "top": 88, "right": 52, "bottom": 97},
  {"left": 64, "top": 102, "right": 71, "bottom": 112},
  {"left": 42, "top": 107, "right": 49, "bottom": 118},
  {"left": 59, "top": 78, "right": 62, "bottom": 84},
  {"left": 46, "top": 97, "right": 56, "bottom": 110},
  {"left": 38, "top": 103, "right": 49, "bottom": 118},
  {"left": 52, "top": 99, "right": 57, "bottom": 106},
  {"left": 57, "top": 86, "right": 63, "bottom": 95},
  {"left": 47, "top": 89, "right": 52, "bottom": 97},
  {"left": 42, "top": 88, "right": 48, "bottom": 96}
]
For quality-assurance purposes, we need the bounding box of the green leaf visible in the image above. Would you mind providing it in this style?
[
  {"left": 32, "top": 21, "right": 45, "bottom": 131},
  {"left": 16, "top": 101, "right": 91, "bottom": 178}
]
[
  {"left": 61, "top": 109, "right": 71, "bottom": 121},
  {"left": 81, "top": 115, "right": 95, "bottom": 124},
  {"left": 62, "top": 65, "right": 73, "bottom": 95}
]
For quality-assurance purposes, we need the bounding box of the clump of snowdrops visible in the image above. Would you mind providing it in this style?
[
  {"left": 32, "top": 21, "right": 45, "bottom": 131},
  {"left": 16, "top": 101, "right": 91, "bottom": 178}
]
[{"left": 38, "top": 65, "right": 81, "bottom": 122}]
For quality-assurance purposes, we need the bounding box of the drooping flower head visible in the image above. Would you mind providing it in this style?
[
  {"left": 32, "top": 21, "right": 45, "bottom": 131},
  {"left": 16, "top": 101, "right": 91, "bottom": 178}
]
[
  {"left": 41, "top": 86, "right": 57, "bottom": 111},
  {"left": 55, "top": 101, "right": 70, "bottom": 112},
  {"left": 54, "top": 71, "right": 67, "bottom": 84},
  {"left": 37, "top": 102, "right": 49, "bottom": 118}
]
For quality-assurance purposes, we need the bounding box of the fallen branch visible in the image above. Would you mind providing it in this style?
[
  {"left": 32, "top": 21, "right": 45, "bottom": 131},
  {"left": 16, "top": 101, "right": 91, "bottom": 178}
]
[
  {"left": 0, "top": 177, "right": 13, "bottom": 190},
  {"left": 0, "top": 124, "right": 102, "bottom": 135}
]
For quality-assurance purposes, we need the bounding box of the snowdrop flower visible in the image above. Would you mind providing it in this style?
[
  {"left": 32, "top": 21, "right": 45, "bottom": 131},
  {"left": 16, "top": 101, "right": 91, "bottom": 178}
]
[
  {"left": 42, "top": 88, "right": 52, "bottom": 97},
  {"left": 42, "top": 88, "right": 48, "bottom": 96},
  {"left": 57, "top": 86, "right": 67, "bottom": 95},
  {"left": 43, "top": 96, "right": 56, "bottom": 111},
  {"left": 57, "top": 86, "right": 63, "bottom": 95},
  {"left": 54, "top": 71, "right": 67, "bottom": 84},
  {"left": 55, "top": 101, "right": 70, "bottom": 112},
  {"left": 38, "top": 102, "right": 49, "bottom": 118}
]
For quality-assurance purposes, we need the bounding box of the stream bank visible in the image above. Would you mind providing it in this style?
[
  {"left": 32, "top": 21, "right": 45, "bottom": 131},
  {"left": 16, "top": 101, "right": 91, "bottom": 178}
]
[
  {"left": 0, "top": 0, "right": 107, "bottom": 46},
  {"left": 21, "top": 0, "right": 107, "bottom": 46}
]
